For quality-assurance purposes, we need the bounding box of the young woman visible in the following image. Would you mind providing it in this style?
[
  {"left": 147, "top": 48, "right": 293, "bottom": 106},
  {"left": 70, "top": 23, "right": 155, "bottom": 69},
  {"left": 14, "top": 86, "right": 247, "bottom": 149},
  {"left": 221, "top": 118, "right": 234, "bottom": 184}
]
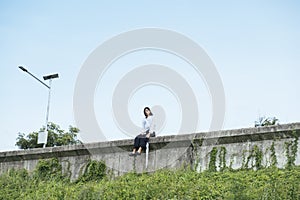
[{"left": 129, "top": 107, "right": 156, "bottom": 156}]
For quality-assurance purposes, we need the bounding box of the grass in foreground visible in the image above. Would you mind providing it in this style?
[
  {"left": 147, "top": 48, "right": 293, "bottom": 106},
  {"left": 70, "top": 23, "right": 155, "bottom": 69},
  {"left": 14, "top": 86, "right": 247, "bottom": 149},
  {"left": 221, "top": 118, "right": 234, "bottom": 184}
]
[{"left": 0, "top": 166, "right": 299, "bottom": 200}]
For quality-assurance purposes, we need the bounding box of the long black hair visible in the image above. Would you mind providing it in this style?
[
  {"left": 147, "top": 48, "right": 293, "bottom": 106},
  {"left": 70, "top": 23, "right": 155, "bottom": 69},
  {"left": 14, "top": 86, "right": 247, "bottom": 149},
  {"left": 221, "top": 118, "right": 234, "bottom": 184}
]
[{"left": 143, "top": 107, "right": 153, "bottom": 118}]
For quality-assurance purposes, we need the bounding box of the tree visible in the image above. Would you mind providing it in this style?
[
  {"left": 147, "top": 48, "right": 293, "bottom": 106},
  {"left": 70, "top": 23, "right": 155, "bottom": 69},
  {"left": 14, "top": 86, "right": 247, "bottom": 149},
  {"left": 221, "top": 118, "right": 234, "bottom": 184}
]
[
  {"left": 16, "top": 122, "right": 82, "bottom": 149},
  {"left": 255, "top": 116, "right": 279, "bottom": 127}
]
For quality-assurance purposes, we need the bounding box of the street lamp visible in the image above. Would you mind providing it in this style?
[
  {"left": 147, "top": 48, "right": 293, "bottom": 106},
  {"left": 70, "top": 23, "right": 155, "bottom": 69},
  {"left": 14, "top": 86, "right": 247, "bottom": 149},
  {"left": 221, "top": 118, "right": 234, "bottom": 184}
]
[{"left": 18, "top": 66, "right": 59, "bottom": 148}]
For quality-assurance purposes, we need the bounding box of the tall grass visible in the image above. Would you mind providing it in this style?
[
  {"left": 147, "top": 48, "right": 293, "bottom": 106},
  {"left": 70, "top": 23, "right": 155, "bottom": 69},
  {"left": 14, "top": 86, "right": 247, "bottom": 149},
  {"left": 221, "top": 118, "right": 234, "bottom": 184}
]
[{"left": 1, "top": 166, "right": 299, "bottom": 199}]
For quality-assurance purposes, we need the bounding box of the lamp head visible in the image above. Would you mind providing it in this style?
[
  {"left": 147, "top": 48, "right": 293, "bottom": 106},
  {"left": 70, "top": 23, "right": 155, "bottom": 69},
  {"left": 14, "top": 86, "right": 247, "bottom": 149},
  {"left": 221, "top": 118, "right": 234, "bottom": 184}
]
[
  {"left": 43, "top": 73, "right": 59, "bottom": 80},
  {"left": 18, "top": 66, "right": 28, "bottom": 72}
]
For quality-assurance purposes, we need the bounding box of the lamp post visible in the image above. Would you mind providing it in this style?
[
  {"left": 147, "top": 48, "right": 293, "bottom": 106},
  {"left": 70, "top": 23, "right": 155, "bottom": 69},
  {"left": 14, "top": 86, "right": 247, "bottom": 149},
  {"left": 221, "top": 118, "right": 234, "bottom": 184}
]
[{"left": 18, "top": 66, "right": 59, "bottom": 148}]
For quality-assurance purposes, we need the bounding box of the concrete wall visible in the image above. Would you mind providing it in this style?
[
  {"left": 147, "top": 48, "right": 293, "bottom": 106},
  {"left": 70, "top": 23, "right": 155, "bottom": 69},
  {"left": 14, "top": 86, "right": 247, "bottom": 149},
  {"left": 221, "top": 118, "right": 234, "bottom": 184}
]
[{"left": 0, "top": 123, "right": 299, "bottom": 180}]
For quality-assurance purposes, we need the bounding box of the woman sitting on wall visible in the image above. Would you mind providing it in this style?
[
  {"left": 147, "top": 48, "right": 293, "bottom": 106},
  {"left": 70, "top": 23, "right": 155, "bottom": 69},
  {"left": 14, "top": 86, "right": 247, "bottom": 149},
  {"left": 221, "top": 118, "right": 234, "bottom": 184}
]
[{"left": 129, "top": 107, "right": 156, "bottom": 156}]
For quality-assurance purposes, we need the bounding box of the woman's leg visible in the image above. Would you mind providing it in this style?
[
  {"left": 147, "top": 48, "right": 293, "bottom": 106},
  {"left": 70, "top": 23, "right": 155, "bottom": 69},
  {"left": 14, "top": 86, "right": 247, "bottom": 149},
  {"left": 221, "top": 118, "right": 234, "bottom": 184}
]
[
  {"left": 137, "top": 147, "right": 142, "bottom": 154},
  {"left": 137, "top": 137, "right": 149, "bottom": 153},
  {"left": 134, "top": 136, "right": 140, "bottom": 150},
  {"left": 132, "top": 135, "right": 149, "bottom": 154},
  {"left": 131, "top": 136, "right": 142, "bottom": 154}
]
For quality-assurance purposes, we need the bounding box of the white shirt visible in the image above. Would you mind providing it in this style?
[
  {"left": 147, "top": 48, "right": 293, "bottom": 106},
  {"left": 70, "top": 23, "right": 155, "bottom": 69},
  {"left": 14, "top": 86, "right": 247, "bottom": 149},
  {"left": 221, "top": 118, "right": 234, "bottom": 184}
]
[{"left": 141, "top": 115, "right": 156, "bottom": 134}]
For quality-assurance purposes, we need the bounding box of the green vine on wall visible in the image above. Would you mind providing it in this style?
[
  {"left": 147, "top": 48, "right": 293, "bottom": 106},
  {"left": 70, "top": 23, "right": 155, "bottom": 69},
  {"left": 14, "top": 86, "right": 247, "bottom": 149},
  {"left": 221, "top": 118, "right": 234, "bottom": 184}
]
[
  {"left": 33, "top": 158, "right": 65, "bottom": 181},
  {"left": 270, "top": 142, "right": 278, "bottom": 167},
  {"left": 254, "top": 145, "right": 263, "bottom": 170},
  {"left": 285, "top": 130, "right": 299, "bottom": 169},
  {"left": 191, "top": 138, "right": 203, "bottom": 171},
  {"left": 208, "top": 146, "right": 227, "bottom": 172},
  {"left": 77, "top": 160, "right": 106, "bottom": 182},
  {"left": 208, "top": 147, "right": 218, "bottom": 172},
  {"left": 60, "top": 160, "right": 72, "bottom": 179},
  {"left": 218, "top": 146, "right": 227, "bottom": 171},
  {"left": 229, "top": 154, "right": 236, "bottom": 171},
  {"left": 244, "top": 145, "right": 263, "bottom": 170},
  {"left": 209, "top": 130, "right": 299, "bottom": 171},
  {"left": 241, "top": 150, "right": 247, "bottom": 170}
]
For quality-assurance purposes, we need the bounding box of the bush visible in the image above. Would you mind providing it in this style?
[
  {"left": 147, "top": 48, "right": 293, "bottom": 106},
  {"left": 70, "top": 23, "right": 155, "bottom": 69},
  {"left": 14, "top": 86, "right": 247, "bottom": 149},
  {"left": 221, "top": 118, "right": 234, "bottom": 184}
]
[
  {"left": 77, "top": 160, "right": 106, "bottom": 183},
  {"left": 33, "top": 158, "right": 65, "bottom": 181},
  {"left": 0, "top": 165, "right": 299, "bottom": 199}
]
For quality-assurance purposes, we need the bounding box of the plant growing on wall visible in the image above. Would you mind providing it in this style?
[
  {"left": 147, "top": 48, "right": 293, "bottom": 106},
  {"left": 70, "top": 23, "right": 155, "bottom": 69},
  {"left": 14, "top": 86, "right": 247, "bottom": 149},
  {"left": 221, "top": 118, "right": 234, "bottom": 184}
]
[
  {"left": 219, "top": 147, "right": 227, "bottom": 171},
  {"left": 270, "top": 142, "right": 278, "bottom": 167},
  {"left": 208, "top": 147, "right": 218, "bottom": 172},
  {"left": 33, "top": 158, "right": 66, "bottom": 181},
  {"left": 254, "top": 116, "right": 279, "bottom": 127},
  {"left": 244, "top": 145, "right": 263, "bottom": 170},
  {"left": 77, "top": 160, "right": 107, "bottom": 182},
  {"left": 285, "top": 131, "right": 299, "bottom": 169}
]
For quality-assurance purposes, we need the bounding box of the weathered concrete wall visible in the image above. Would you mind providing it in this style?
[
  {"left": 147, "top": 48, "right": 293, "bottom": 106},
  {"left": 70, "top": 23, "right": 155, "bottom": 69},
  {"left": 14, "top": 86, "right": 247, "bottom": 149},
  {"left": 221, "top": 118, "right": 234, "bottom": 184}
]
[{"left": 0, "top": 123, "right": 299, "bottom": 180}]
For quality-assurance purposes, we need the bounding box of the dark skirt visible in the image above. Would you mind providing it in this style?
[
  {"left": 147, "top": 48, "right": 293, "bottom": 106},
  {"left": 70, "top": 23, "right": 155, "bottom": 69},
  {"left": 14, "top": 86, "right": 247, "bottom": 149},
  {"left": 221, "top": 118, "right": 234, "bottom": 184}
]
[{"left": 134, "top": 134, "right": 149, "bottom": 149}]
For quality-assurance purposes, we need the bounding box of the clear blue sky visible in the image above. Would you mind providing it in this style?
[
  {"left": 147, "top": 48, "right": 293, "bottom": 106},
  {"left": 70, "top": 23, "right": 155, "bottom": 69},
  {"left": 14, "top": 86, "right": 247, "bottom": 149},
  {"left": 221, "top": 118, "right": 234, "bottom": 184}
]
[{"left": 1, "top": 0, "right": 299, "bottom": 151}]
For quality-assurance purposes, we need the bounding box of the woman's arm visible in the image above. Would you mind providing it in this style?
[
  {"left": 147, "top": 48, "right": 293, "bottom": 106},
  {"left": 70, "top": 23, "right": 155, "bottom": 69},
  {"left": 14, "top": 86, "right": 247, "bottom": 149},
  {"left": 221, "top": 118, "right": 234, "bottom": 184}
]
[{"left": 140, "top": 118, "right": 148, "bottom": 134}]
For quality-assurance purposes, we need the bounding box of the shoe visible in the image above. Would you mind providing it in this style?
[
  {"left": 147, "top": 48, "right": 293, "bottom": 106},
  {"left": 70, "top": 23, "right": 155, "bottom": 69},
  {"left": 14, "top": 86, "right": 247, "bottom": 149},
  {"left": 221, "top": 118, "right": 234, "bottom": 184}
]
[
  {"left": 136, "top": 152, "right": 141, "bottom": 155},
  {"left": 129, "top": 152, "right": 136, "bottom": 156}
]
